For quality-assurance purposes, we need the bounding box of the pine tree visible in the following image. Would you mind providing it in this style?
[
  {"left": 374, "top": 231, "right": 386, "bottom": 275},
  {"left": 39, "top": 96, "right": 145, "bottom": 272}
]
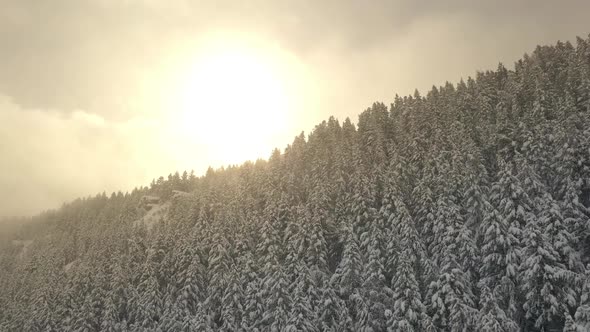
[
  {"left": 204, "top": 229, "right": 233, "bottom": 328},
  {"left": 130, "top": 262, "right": 164, "bottom": 331},
  {"left": 330, "top": 226, "right": 362, "bottom": 299},
  {"left": 388, "top": 193, "right": 433, "bottom": 292},
  {"left": 219, "top": 268, "right": 245, "bottom": 331},
  {"left": 260, "top": 265, "right": 290, "bottom": 331},
  {"left": 427, "top": 198, "right": 477, "bottom": 331},
  {"left": 316, "top": 285, "right": 349, "bottom": 331},
  {"left": 475, "top": 287, "right": 518, "bottom": 332},
  {"left": 349, "top": 290, "right": 373, "bottom": 332},
  {"left": 519, "top": 206, "right": 575, "bottom": 330},
  {"left": 478, "top": 200, "right": 520, "bottom": 316},
  {"left": 574, "top": 266, "right": 590, "bottom": 331},
  {"left": 285, "top": 263, "right": 318, "bottom": 332},
  {"left": 360, "top": 215, "right": 391, "bottom": 332},
  {"left": 387, "top": 248, "right": 428, "bottom": 332},
  {"left": 564, "top": 313, "right": 577, "bottom": 332},
  {"left": 242, "top": 275, "right": 264, "bottom": 331}
]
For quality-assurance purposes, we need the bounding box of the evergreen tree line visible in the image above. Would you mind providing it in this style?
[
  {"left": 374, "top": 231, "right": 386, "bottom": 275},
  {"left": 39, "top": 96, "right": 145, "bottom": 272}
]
[{"left": 1, "top": 36, "right": 590, "bottom": 332}]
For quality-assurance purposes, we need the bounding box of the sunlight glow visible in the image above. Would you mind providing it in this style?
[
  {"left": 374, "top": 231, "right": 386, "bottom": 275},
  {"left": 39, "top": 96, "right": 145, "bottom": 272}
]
[{"left": 161, "top": 34, "right": 307, "bottom": 166}]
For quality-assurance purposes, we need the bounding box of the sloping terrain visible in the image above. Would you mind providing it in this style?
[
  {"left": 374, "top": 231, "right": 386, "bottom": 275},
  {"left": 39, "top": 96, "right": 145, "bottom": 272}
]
[{"left": 1, "top": 36, "right": 590, "bottom": 332}]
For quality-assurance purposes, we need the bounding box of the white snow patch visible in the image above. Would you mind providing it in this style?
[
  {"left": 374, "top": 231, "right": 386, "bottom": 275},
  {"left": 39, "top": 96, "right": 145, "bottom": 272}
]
[
  {"left": 12, "top": 239, "right": 33, "bottom": 259},
  {"left": 64, "top": 260, "right": 77, "bottom": 272},
  {"left": 135, "top": 201, "right": 170, "bottom": 230}
]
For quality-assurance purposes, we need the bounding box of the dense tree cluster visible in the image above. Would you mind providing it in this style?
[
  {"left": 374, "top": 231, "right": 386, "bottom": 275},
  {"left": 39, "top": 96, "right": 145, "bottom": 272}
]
[{"left": 2, "top": 36, "right": 590, "bottom": 331}]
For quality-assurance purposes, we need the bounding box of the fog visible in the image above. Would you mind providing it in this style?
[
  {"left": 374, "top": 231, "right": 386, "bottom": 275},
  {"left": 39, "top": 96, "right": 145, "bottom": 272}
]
[{"left": 1, "top": 0, "right": 589, "bottom": 217}]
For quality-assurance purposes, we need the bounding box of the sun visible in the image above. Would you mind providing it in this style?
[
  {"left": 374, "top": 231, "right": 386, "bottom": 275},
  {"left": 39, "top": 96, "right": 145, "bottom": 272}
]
[{"left": 165, "top": 36, "right": 299, "bottom": 166}]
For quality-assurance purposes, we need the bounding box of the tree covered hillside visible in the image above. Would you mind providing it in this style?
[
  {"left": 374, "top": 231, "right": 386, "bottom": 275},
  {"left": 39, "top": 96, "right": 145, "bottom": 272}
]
[{"left": 1, "top": 36, "right": 590, "bottom": 332}]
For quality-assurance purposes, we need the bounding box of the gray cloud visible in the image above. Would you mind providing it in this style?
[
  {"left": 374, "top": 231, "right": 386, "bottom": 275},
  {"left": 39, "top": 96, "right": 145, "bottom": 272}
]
[
  {"left": 0, "top": 96, "right": 155, "bottom": 216},
  {"left": 1, "top": 0, "right": 589, "bottom": 116}
]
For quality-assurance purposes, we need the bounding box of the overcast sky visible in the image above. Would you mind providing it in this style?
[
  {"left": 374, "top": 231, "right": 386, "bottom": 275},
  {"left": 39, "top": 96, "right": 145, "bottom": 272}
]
[{"left": 1, "top": 0, "right": 589, "bottom": 217}]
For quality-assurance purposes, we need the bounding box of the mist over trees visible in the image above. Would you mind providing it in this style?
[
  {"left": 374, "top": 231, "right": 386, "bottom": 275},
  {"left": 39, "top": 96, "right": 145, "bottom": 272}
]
[{"left": 1, "top": 36, "right": 590, "bottom": 331}]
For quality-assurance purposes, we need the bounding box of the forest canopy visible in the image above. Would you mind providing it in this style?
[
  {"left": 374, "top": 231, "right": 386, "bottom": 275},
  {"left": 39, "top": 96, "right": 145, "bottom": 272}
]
[{"left": 1, "top": 36, "right": 590, "bottom": 332}]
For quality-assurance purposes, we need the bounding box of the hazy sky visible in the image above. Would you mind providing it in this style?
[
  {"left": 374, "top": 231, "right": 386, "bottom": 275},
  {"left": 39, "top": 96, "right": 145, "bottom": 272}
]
[{"left": 1, "top": 0, "right": 589, "bottom": 217}]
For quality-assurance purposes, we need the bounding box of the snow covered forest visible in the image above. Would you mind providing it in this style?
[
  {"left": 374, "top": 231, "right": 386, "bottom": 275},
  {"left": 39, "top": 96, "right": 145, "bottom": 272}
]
[{"left": 2, "top": 36, "right": 590, "bottom": 332}]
